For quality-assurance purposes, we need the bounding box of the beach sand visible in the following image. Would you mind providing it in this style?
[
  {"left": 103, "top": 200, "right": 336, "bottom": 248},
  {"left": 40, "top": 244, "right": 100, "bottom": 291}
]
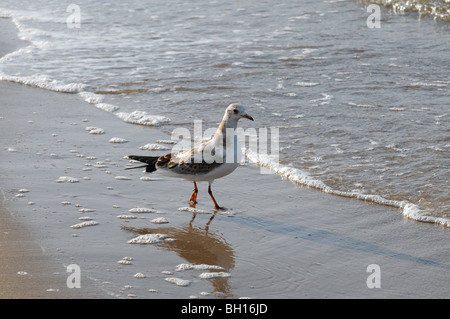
[
  {"left": 0, "top": 192, "right": 103, "bottom": 298},
  {"left": 1, "top": 18, "right": 449, "bottom": 299}
]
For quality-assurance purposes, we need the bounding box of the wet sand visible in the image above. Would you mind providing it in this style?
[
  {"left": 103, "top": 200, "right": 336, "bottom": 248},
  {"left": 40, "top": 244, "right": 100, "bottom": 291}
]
[
  {"left": 1, "top": 192, "right": 61, "bottom": 298},
  {"left": 0, "top": 17, "right": 63, "bottom": 299},
  {"left": 1, "top": 18, "right": 450, "bottom": 299},
  {"left": 0, "top": 192, "right": 103, "bottom": 298}
]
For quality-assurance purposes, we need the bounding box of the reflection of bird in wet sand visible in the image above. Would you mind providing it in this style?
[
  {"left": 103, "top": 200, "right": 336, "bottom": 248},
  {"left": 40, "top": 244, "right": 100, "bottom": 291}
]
[
  {"left": 126, "top": 103, "right": 253, "bottom": 209},
  {"left": 122, "top": 217, "right": 235, "bottom": 297}
]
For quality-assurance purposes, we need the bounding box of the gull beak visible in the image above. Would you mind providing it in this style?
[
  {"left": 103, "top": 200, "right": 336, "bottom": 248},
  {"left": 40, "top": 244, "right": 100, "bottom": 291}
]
[{"left": 243, "top": 114, "right": 254, "bottom": 121}]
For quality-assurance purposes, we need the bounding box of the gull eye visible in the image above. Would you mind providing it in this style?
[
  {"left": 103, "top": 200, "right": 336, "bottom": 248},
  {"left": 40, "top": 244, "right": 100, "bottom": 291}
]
[{"left": 233, "top": 109, "right": 239, "bottom": 114}]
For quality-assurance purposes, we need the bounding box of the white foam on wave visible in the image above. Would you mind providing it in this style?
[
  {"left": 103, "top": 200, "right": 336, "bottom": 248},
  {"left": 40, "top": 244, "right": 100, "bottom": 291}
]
[
  {"left": 78, "top": 91, "right": 173, "bottom": 127},
  {"left": 243, "top": 148, "right": 450, "bottom": 227},
  {"left": 128, "top": 207, "right": 156, "bottom": 213},
  {"left": 78, "top": 91, "right": 170, "bottom": 126},
  {"left": 0, "top": 10, "right": 170, "bottom": 129},
  {"left": 0, "top": 46, "right": 33, "bottom": 63},
  {"left": 199, "top": 272, "right": 230, "bottom": 279},
  {"left": 0, "top": 73, "right": 86, "bottom": 93},
  {"left": 115, "top": 110, "right": 171, "bottom": 126},
  {"left": 402, "top": 204, "right": 450, "bottom": 227},
  {"left": 96, "top": 103, "right": 119, "bottom": 113},
  {"left": 0, "top": 16, "right": 85, "bottom": 94},
  {"left": 0, "top": 12, "right": 81, "bottom": 94}
]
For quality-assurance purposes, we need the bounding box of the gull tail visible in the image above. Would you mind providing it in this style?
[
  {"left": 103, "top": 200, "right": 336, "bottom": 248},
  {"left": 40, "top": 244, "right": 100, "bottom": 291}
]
[{"left": 126, "top": 155, "right": 160, "bottom": 173}]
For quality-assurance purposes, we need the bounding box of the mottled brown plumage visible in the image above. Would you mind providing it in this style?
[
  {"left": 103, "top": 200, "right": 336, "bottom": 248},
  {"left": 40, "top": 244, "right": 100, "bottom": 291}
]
[{"left": 126, "top": 103, "right": 253, "bottom": 209}]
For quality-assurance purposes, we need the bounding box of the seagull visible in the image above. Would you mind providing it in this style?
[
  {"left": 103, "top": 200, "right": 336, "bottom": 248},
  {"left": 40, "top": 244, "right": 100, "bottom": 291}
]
[{"left": 126, "top": 103, "right": 254, "bottom": 209}]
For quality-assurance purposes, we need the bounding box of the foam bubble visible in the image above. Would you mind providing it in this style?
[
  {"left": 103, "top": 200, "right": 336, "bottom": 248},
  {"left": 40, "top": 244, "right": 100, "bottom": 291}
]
[
  {"left": 165, "top": 277, "right": 191, "bottom": 287},
  {"left": 156, "top": 139, "right": 177, "bottom": 145},
  {"left": 128, "top": 233, "right": 168, "bottom": 244},
  {"left": 114, "top": 176, "right": 131, "bottom": 180},
  {"left": 70, "top": 221, "right": 99, "bottom": 229},
  {"left": 140, "top": 176, "right": 163, "bottom": 181},
  {"left": 199, "top": 272, "right": 230, "bottom": 279},
  {"left": 402, "top": 203, "right": 450, "bottom": 227},
  {"left": 150, "top": 217, "right": 169, "bottom": 224},
  {"left": 117, "top": 215, "right": 137, "bottom": 219},
  {"left": 88, "top": 127, "right": 105, "bottom": 135},
  {"left": 56, "top": 176, "right": 79, "bottom": 183},
  {"left": 78, "top": 91, "right": 104, "bottom": 104},
  {"left": 0, "top": 73, "right": 86, "bottom": 93},
  {"left": 109, "top": 137, "right": 128, "bottom": 143},
  {"left": 128, "top": 207, "right": 156, "bottom": 213},
  {"left": 175, "top": 263, "right": 225, "bottom": 272}
]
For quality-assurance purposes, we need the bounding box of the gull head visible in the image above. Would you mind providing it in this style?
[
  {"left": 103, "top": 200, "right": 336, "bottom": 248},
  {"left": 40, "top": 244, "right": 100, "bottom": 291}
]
[{"left": 225, "top": 103, "right": 254, "bottom": 122}]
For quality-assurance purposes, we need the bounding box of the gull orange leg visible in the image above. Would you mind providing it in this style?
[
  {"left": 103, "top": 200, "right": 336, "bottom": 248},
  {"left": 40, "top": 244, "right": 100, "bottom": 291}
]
[
  {"left": 208, "top": 183, "right": 223, "bottom": 210},
  {"left": 189, "top": 181, "right": 198, "bottom": 205}
]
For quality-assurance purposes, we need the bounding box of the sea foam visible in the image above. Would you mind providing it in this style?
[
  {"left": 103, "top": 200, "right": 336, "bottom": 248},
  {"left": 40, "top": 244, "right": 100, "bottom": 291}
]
[
  {"left": 128, "top": 233, "right": 168, "bottom": 244},
  {"left": 0, "top": 73, "right": 86, "bottom": 93},
  {"left": 78, "top": 91, "right": 171, "bottom": 127}
]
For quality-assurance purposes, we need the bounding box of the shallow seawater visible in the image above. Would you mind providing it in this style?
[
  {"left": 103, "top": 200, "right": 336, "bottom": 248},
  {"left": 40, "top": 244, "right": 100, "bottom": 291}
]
[{"left": 0, "top": 0, "right": 449, "bottom": 225}]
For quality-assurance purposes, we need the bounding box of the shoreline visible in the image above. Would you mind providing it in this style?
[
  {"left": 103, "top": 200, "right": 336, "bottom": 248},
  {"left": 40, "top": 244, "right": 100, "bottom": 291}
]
[
  {"left": 0, "top": 16, "right": 63, "bottom": 299},
  {"left": 0, "top": 17, "right": 108, "bottom": 299},
  {"left": 1, "top": 17, "right": 450, "bottom": 299}
]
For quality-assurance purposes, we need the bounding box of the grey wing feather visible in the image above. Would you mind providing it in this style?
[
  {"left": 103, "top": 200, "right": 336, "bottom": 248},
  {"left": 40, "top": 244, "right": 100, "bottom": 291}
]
[{"left": 172, "top": 161, "right": 222, "bottom": 175}]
